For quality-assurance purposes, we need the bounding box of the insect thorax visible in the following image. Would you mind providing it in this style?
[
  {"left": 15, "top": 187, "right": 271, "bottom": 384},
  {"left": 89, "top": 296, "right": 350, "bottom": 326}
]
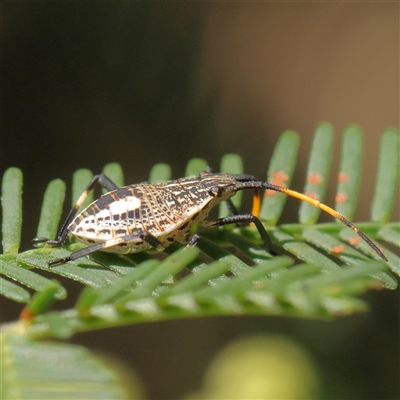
[{"left": 67, "top": 174, "right": 236, "bottom": 253}]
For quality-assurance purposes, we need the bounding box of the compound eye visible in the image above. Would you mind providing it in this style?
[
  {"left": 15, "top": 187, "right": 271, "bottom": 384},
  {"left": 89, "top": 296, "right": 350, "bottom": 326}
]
[{"left": 208, "top": 186, "right": 223, "bottom": 197}]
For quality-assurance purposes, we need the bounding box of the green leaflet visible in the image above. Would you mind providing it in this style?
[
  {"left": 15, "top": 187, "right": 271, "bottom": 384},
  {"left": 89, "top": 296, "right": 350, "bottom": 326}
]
[{"left": 0, "top": 124, "right": 397, "bottom": 341}]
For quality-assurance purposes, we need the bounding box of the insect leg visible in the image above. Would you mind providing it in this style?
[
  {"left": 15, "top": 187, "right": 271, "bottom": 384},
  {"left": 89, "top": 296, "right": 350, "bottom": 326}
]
[
  {"left": 47, "top": 230, "right": 163, "bottom": 266},
  {"left": 202, "top": 214, "right": 276, "bottom": 253},
  {"left": 32, "top": 174, "right": 119, "bottom": 247},
  {"left": 186, "top": 233, "right": 200, "bottom": 246},
  {"left": 224, "top": 199, "right": 239, "bottom": 215}
]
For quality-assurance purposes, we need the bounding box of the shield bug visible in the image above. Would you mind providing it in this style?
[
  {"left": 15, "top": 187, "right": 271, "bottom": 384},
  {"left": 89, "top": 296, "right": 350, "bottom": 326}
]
[{"left": 33, "top": 171, "right": 387, "bottom": 265}]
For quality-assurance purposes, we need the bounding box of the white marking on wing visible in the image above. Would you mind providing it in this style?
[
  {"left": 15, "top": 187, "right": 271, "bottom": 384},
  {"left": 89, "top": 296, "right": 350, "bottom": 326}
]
[
  {"left": 107, "top": 196, "right": 141, "bottom": 214},
  {"left": 96, "top": 209, "right": 112, "bottom": 219}
]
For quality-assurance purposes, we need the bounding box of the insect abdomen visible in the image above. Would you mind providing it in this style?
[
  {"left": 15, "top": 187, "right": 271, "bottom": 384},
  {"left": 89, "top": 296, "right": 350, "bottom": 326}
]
[{"left": 68, "top": 181, "right": 213, "bottom": 251}]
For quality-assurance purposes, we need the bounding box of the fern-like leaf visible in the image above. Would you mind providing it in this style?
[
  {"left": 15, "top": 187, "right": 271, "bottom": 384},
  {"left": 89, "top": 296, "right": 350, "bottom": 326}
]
[
  {"left": 1, "top": 332, "right": 141, "bottom": 399},
  {"left": 0, "top": 124, "right": 398, "bottom": 342}
]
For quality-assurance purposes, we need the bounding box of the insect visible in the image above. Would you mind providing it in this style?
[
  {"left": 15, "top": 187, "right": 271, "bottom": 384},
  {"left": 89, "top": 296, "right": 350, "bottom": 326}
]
[{"left": 32, "top": 171, "right": 387, "bottom": 266}]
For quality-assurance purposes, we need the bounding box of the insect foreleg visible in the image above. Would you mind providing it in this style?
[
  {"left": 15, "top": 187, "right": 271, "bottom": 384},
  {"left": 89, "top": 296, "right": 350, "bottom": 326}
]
[
  {"left": 47, "top": 230, "right": 163, "bottom": 266},
  {"left": 33, "top": 174, "right": 119, "bottom": 247}
]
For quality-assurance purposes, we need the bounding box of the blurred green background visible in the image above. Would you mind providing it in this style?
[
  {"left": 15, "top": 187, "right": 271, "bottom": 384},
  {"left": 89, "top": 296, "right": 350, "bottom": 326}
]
[{"left": 2, "top": 3, "right": 399, "bottom": 399}]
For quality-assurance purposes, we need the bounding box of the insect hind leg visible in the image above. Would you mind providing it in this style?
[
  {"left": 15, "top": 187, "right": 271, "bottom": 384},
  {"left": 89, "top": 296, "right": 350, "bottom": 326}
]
[
  {"left": 47, "top": 230, "right": 163, "bottom": 266},
  {"left": 32, "top": 174, "right": 119, "bottom": 247}
]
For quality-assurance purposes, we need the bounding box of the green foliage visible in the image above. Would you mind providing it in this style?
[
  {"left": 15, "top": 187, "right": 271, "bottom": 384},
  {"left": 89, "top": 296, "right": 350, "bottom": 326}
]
[
  {"left": 0, "top": 124, "right": 399, "bottom": 399},
  {"left": 1, "top": 124, "right": 399, "bottom": 330},
  {"left": 1, "top": 333, "right": 141, "bottom": 399}
]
